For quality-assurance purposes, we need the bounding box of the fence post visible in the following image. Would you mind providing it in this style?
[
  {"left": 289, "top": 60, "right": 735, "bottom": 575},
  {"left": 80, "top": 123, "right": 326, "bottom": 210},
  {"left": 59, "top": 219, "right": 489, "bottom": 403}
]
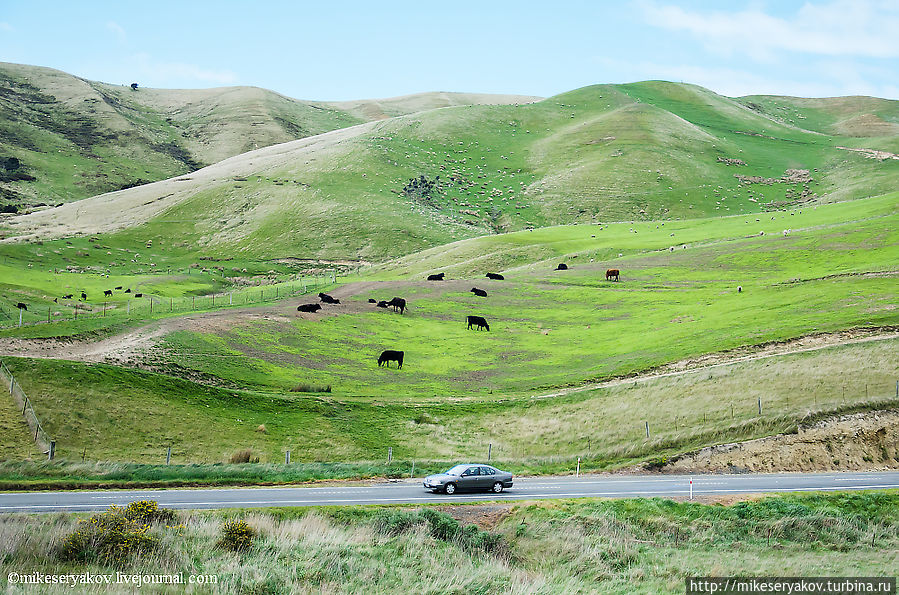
[
  {"left": 166, "top": 446, "right": 171, "bottom": 465},
  {"left": 387, "top": 447, "right": 392, "bottom": 464},
  {"left": 488, "top": 443, "right": 492, "bottom": 461},
  {"left": 410, "top": 461, "right": 415, "bottom": 478},
  {"left": 285, "top": 450, "right": 290, "bottom": 465},
  {"left": 645, "top": 421, "right": 650, "bottom": 438},
  {"left": 758, "top": 398, "right": 762, "bottom": 415},
  {"left": 230, "top": 293, "right": 233, "bottom": 306},
  {"left": 127, "top": 300, "right": 130, "bottom": 315},
  {"left": 18, "top": 308, "right": 22, "bottom": 327},
  {"left": 576, "top": 457, "right": 581, "bottom": 477},
  {"left": 170, "top": 297, "right": 173, "bottom": 312},
  {"left": 103, "top": 302, "right": 106, "bottom": 317},
  {"left": 48, "top": 441, "right": 56, "bottom": 461},
  {"left": 47, "top": 307, "right": 51, "bottom": 323}
]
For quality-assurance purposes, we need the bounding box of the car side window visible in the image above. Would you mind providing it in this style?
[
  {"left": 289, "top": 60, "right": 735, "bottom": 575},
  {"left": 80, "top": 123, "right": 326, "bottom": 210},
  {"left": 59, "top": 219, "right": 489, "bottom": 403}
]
[
  {"left": 464, "top": 467, "right": 479, "bottom": 476},
  {"left": 481, "top": 467, "right": 495, "bottom": 475}
]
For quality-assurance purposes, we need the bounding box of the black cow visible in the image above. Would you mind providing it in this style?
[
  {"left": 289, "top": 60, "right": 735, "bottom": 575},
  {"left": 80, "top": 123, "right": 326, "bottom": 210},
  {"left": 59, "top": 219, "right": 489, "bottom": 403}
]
[
  {"left": 15, "top": 302, "right": 27, "bottom": 311},
  {"left": 134, "top": 293, "right": 143, "bottom": 298},
  {"left": 297, "top": 303, "right": 322, "bottom": 313},
  {"left": 387, "top": 297, "right": 406, "bottom": 314},
  {"left": 467, "top": 315, "right": 489, "bottom": 331},
  {"left": 81, "top": 292, "right": 87, "bottom": 300},
  {"left": 376, "top": 301, "right": 389, "bottom": 308},
  {"left": 124, "top": 288, "right": 131, "bottom": 293},
  {"left": 605, "top": 269, "right": 620, "bottom": 282},
  {"left": 368, "top": 298, "right": 377, "bottom": 303},
  {"left": 378, "top": 350, "right": 404, "bottom": 368},
  {"left": 104, "top": 290, "right": 113, "bottom": 297},
  {"left": 470, "top": 287, "right": 487, "bottom": 297},
  {"left": 319, "top": 292, "right": 340, "bottom": 304},
  {"left": 62, "top": 294, "right": 73, "bottom": 299},
  {"left": 556, "top": 263, "right": 568, "bottom": 270},
  {"left": 486, "top": 273, "right": 504, "bottom": 280},
  {"left": 114, "top": 286, "right": 123, "bottom": 290},
  {"left": 427, "top": 273, "right": 445, "bottom": 281}
]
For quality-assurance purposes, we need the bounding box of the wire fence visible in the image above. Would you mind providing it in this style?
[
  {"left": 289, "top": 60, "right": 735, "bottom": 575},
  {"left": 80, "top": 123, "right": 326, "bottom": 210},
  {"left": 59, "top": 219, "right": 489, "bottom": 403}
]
[
  {"left": 0, "top": 360, "right": 54, "bottom": 458},
  {"left": 0, "top": 273, "right": 351, "bottom": 330}
]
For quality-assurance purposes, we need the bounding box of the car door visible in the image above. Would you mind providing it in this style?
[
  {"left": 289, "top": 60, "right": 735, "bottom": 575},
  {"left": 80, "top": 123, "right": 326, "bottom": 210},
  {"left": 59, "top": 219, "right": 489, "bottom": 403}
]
[
  {"left": 458, "top": 466, "right": 480, "bottom": 490},
  {"left": 479, "top": 466, "right": 497, "bottom": 489}
]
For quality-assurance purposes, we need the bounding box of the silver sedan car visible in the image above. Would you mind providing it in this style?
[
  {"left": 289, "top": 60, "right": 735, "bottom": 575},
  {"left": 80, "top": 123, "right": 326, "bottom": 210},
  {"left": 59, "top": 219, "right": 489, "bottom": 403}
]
[{"left": 423, "top": 464, "right": 514, "bottom": 494}]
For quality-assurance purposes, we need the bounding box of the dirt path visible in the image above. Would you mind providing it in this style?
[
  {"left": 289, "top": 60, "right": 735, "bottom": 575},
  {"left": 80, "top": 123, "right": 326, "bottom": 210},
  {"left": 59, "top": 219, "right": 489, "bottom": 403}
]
[{"left": 530, "top": 326, "right": 899, "bottom": 400}]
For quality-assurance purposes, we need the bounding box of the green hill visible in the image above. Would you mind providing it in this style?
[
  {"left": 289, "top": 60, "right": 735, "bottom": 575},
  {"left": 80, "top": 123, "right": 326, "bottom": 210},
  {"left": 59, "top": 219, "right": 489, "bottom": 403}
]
[
  {"left": 5, "top": 80, "right": 897, "bottom": 264},
  {"left": 0, "top": 62, "right": 537, "bottom": 208}
]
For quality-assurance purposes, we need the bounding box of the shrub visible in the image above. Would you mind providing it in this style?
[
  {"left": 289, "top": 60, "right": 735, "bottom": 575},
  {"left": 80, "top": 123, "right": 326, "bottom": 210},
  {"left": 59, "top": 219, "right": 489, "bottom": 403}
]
[
  {"left": 219, "top": 519, "right": 256, "bottom": 551},
  {"left": 60, "top": 505, "right": 158, "bottom": 565},
  {"left": 290, "top": 384, "right": 331, "bottom": 393},
  {"left": 412, "top": 412, "right": 438, "bottom": 425},
  {"left": 645, "top": 456, "right": 669, "bottom": 471},
  {"left": 124, "top": 500, "right": 176, "bottom": 525},
  {"left": 372, "top": 508, "right": 509, "bottom": 558},
  {"left": 230, "top": 449, "right": 260, "bottom": 464}
]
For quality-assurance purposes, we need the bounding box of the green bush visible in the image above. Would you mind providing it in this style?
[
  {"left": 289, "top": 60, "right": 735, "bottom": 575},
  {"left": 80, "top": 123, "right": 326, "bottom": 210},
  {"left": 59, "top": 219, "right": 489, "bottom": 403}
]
[
  {"left": 124, "top": 500, "right": 176, "bottom": 525},
  {"left": 220, "top": 519, "right": 256, "bottom": 551},
  {"left": 60, "top": 505, "right": 159, "bottom": 565},
  {"left": 371, "top": 508, "right": 508, "bottom": 558}
]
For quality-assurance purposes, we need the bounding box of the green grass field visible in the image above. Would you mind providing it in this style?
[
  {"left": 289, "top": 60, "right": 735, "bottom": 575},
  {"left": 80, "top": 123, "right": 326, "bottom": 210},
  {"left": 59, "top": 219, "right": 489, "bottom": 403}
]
[{"left": 1, "top": 492, "right": 897, "bottom": 593}]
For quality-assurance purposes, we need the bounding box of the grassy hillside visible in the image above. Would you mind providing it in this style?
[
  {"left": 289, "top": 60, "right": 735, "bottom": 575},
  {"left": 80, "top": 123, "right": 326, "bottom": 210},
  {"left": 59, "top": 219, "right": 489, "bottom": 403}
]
[
  {"left": 3, "top": 493, "right": 897, "bottom": 594},
  {"left": 0, "top": 192, "right": 895, "bottom": 465},
  {"left": 6, "top": 81, "right": 897, "bottom": 262},
  {"left": 0, "top": 62, "right": 535, "bottom": 208}
]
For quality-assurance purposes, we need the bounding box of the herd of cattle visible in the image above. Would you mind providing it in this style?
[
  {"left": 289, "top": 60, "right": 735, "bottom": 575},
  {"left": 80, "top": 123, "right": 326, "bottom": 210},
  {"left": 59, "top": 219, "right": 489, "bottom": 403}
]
[{"left": 295, "top": 264, "right": 623, "bottom": 370}]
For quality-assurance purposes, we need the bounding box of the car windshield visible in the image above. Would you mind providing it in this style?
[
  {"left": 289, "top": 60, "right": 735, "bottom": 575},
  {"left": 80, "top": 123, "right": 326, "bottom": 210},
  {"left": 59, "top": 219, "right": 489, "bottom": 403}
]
[{"left": 443, "top": 465, "right": 470, "bottom": 476}]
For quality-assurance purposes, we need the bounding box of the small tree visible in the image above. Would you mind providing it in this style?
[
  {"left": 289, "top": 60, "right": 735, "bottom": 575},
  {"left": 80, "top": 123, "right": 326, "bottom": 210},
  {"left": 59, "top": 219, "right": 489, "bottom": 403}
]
[{"left": 130, "top": 83, "right": 139, "bottom": 90}]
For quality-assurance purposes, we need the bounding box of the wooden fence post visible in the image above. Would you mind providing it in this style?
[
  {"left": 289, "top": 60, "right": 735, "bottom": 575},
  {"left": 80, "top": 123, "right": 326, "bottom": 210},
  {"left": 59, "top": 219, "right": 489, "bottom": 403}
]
[{"left": 166, "top": 446, "right": 171, "bottom": 465}]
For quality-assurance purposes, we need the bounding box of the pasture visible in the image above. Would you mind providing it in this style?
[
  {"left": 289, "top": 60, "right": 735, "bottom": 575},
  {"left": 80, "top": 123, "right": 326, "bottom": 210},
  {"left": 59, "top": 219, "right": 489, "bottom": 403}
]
[{"left": 3, "top": 334, "right": 896, "bottom": 466}]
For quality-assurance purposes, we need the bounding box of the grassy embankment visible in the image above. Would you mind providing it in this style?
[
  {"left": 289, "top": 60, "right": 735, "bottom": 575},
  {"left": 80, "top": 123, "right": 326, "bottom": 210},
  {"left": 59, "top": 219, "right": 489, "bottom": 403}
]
[
  {"left": 1, "top": 492, "right": 897, "bottom": 594},
  {"left": 1, "top": 335, "right": 895, "bottom": 476}
]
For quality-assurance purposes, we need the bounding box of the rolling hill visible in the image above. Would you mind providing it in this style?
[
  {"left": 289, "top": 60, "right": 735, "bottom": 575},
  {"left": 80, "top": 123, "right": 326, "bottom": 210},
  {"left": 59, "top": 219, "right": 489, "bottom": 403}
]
[
  {"left": 4, "top": 80, "right": 897, "bottom": 264},
  {"left": 0, "top": 62, "right": 538, "bottom": 207}
]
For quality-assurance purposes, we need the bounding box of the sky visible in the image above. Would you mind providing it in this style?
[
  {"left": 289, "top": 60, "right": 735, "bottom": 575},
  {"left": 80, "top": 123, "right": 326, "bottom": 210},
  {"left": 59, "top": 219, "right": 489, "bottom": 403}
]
[{"left": 1, "top": 0, "right": 897, "bottom": 100}]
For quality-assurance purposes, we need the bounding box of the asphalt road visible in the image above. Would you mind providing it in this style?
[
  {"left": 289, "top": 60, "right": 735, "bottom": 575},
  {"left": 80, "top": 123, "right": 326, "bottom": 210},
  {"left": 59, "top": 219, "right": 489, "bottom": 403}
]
[{"left": 1, "top": 471, "right": 898, "bottom": 513}]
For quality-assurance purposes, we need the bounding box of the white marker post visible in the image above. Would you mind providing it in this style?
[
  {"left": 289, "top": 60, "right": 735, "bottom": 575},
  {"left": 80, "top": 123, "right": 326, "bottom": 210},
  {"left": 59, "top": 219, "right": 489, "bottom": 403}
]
[
  {"left": 690, "top": 476, "right": 693, "bottom": 500},
  {"left": 576, "top": 457, "right": 581, "bottom": 478}
]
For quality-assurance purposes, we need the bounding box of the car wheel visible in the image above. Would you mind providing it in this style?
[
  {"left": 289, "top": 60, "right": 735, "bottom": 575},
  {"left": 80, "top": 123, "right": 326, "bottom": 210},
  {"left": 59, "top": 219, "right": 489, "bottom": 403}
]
[
  {"left": 492, "top": 482, "right": 504, "bottom": 493},
  {"left": 444, "top": 483, "right": 457, "bottom": 495}
]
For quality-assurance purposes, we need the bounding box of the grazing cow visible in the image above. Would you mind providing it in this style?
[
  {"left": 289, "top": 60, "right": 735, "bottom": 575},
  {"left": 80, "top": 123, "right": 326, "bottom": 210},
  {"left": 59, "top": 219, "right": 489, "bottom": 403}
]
[
  {"left": 387, "top": 297, "right": 406, "bottom": 314},
  {"left": 134, "top": 293, "right": 143, "bottom": 298},
  {"left": 467, "top": 315, "right": 489, "bottom": 331},
  {"left": 319, "top": 292, "right": 340, "bottom": 304},
  {"left": 124, "top": 288, "right": 131, "bottom": 293},
  {"left": 470, "top": 287, "right": 488, "bottom": 297},
  {"left": 606, "top": 269, "right": 620, "bottom": 282},
  {"left": 104, "top": 290, "right": 113, "bottom": 297},
  {"left": 556, "top": 263, "right": 568, "bottom": 270},
  {"left": 368, "top": 298, "right": 377, "bottom": 303},
  {"left": 376, "top": 301, "right": 389, "bottom": 308},
  {"left": 297, "top": 303, "right": 322, "bottom": 313},
  {"left": 62, "top": 294, "right": 73, "bottom": 299},
  {"left": 427, "top": 272, "right": 445, "bottom": 281},
  {"left": 485, "top": 272, "right": 504, "bottom": 280},
  {"left": 378, "top": 350, "right": 404, "bottom": 368},
  {"left": 15, "top": 302, "right": 27, "bottom": 311},
  {"left": 114, "top": 286, "right": 123, "bottom": 290},
  {"left": 81, "top": 292, "right": 87, "bottom": 300}
]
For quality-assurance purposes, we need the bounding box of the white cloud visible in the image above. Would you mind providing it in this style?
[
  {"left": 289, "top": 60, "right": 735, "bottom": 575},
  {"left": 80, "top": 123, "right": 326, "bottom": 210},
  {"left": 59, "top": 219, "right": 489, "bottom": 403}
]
[
  {"left": 0, "top": 22, "right": 13, "bottom": 32},
  {"left": 640, "top": 0, "right": 899, "bottom": 59},
  {"left": 106, "top": 21, "right": 127, "bottom": 43},
  {"left": 132, "top": 53, "right": 238, "bottom": 85}
]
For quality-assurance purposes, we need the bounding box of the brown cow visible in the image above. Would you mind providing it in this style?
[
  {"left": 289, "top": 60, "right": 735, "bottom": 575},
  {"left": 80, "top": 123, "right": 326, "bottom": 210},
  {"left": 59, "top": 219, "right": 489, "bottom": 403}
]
[{"left": 606, "top": 269, "right": 620, "bottom": 281}]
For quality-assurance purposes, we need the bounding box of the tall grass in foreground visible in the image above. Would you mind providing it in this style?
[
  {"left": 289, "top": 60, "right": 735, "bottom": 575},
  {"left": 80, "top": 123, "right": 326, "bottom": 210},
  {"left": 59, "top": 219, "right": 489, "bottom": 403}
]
[{"left": 1, "top": 492, "right": 896, "bottom": 594}]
